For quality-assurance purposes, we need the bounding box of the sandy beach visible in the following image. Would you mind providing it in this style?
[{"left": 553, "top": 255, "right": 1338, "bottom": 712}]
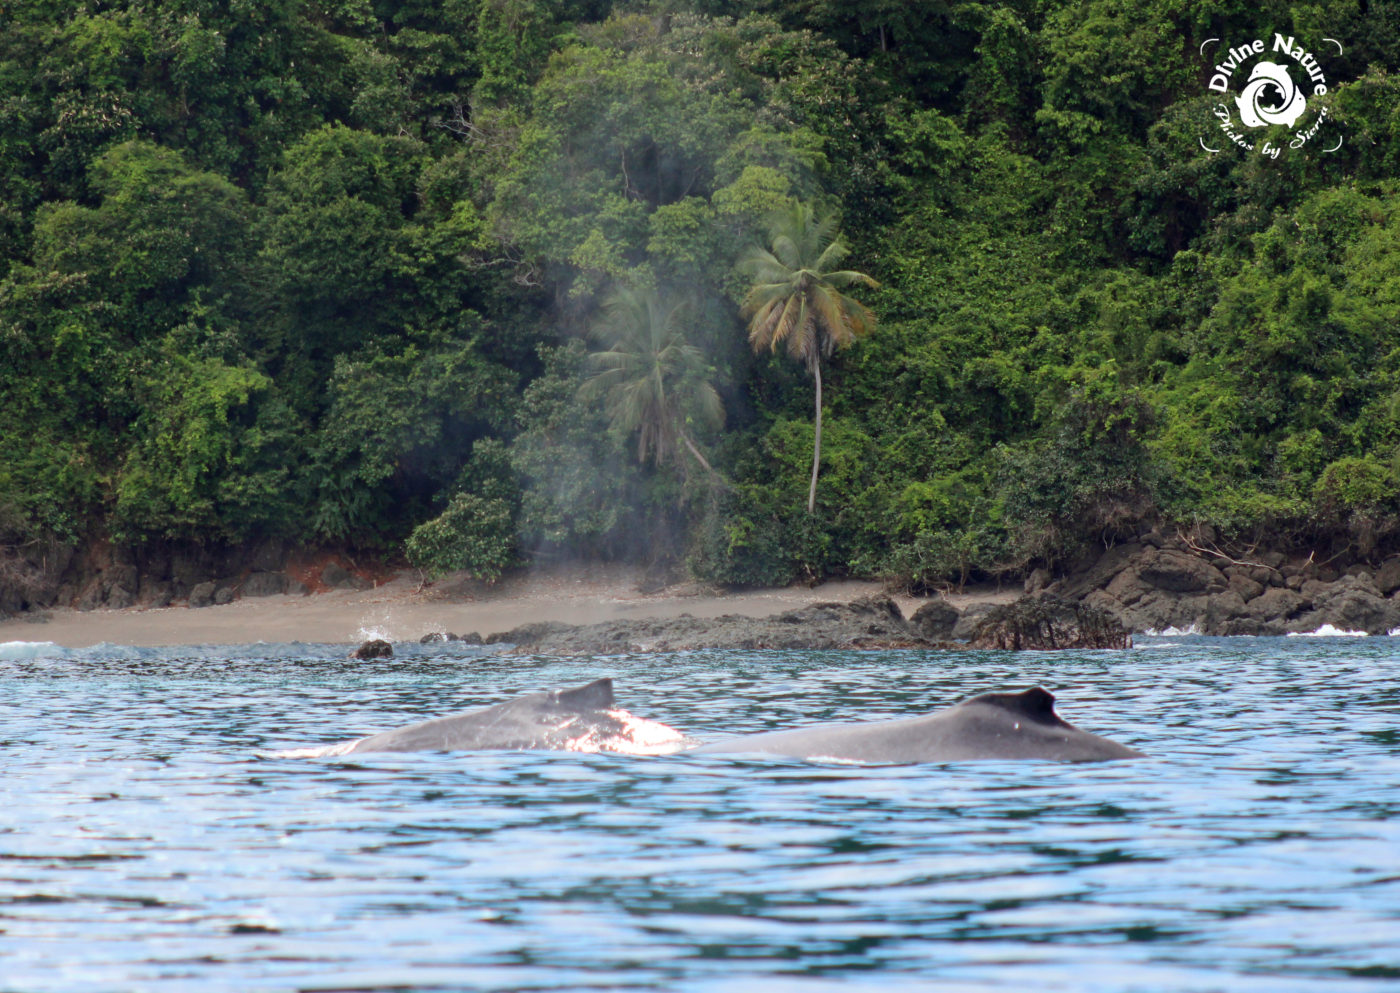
[{"left": 0, "top": 564, "right": 1020, "bottom": 648}]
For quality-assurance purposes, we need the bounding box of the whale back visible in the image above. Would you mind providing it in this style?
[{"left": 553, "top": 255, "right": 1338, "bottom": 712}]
[
  {"left": 343, "top": 678, "right": 686, "bottom": 755},
  {"left": 692, "top": 686, "right": 1142, "bottom": 764}
]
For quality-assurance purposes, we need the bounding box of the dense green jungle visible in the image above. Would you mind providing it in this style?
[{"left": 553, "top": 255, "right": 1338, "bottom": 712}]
[{"left": 3, "top": 0, "right": 1400, "bottom": 600}]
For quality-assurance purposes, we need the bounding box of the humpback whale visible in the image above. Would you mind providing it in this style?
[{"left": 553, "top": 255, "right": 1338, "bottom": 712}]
[
  {"left": 690, "top": 687, "right": 1142, "bottom": 763},
  {"left": 282, "top": 678, "right": 691, "bottom": 757}
]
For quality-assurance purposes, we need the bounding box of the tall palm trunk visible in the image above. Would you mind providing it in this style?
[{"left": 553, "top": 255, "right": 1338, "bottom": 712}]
[{"left": 808, "top": 355, "right": 822, "bottom": 515}]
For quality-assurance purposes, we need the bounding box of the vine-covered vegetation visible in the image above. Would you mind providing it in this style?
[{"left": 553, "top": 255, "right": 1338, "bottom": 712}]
[{"left": 3, "top": 0, "right": 1400, "bottom": 590}]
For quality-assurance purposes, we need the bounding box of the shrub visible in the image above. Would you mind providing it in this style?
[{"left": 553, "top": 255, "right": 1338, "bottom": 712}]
[{"left": 404, "top": 493, "right": 515, "bottom": 582}]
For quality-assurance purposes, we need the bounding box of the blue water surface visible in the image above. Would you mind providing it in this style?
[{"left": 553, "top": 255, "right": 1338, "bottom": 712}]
[{"left": 1, "top": 636, "right": 1397, "bottom": 992}]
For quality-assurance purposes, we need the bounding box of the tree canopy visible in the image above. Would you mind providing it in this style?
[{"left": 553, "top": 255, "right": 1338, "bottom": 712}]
[{"left": 3, "top": 0, "right": 1399, "bottom": 592}]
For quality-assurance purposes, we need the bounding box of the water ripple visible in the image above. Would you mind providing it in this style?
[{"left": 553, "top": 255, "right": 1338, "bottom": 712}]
[{"left": 0, "top": 636, "right": 1398, "bottom": 990}]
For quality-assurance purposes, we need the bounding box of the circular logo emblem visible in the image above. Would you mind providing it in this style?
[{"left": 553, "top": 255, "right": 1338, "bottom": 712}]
[
  {"left": 1235, "top": 62, "right": 1307, "bottom": 128},
  {"left": 1198, "top": 34, "right": 1344, "bottom": 160}
]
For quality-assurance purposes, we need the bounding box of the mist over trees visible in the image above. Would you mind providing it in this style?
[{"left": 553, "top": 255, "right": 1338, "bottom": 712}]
[{"left": 3, "top": 0, "right": 1400, "bottom": 591}]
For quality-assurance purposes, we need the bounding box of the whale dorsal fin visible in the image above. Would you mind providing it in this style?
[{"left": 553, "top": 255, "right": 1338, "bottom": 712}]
[
  {"left": 553, "top": 678, "right": 615, "bottom": 711},
  {"left": 962, "top": 686, "right": 1062, "bottom": 725}
]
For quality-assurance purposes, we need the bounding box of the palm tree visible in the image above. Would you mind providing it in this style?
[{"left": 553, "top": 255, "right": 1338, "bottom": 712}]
[
  {"left": 579, "top": 285, "right": 723, "bottom": 478},
  {"left": 740, "top": 203, "right": 878, "bottom": 514}
]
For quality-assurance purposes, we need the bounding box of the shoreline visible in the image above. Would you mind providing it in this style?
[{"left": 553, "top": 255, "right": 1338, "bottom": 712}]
[{"left": 0, "top": 564, "right": 1019, "bottom": 649}]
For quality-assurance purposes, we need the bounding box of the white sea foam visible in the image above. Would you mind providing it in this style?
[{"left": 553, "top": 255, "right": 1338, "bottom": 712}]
[
  {"left": 1286, "top": 625, "right": 1368, "bottom": 637},
  {"left": 1146, "top": 625, "right": 1199, "bottom": 637},
  {"left": 0, "top": 640, "right": 62, "bottom": 660}
]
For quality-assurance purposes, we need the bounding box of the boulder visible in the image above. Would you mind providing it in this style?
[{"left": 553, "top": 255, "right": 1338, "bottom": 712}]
[
  {"left": 350, "top": 639, "right": 393, "bottom": 659},
  {"left": 1226, "top": 571, "right": 1264, "bottom": 602},
  {"left": 1316, "top": 588, "right": 1396, "bottom": 635},
  {"left": 950, "top": 602, "right": 998, "bottom": 641},
  {"left": 322, "top": 561, "right": 371, "bottom": 591},
  {"left": 1103, "top": 566, "right": 1148, "bottom": 605},
  {"left": 909, "top": 597, "right": 960, "bottom": 641},
  {"left": 1203, "top": 590, "right": 1248, "bottom": 629},
  {"left": 486, "top": 620, "right": 574, "bottom": 645},
  {"left": 1137, "top": 548, "right": 1227, "bottom": 593},
  {"left": 1376, "top": 557, "right": 1400, "bottom": 595},
  {"left": 75, "top": 578, "right": 105, "bottom": 612},
  {"left": 967, "top": 595, "right": 1131, "bottom": 650},
  {"left": 242, "top": 572, "right": 288, "bottom": 597},
  {"left": 250, "top": 539, "right": 286, "bottom": 573},
  {"left": 142, "top": 582, "right": 173, "bottom": 609},
  {"left": 420, "top": 631, "right": 452, "bottom": 643},
  {"left": 188, "top": 581, "right": 217, "bottom": 608},
  {"left": 1052, "top": 543, "right": 1143, "bottom": 600},
  {"left": 1246, "top": 587, "right": 1307, "bottom": 623},
  {"left": 456, "top": 631, "right": 484, "bottom": 645},
  {"left": 171, "top": 550, "right": 216, "bottom": 596},
  {"left": 213, "top": 585, "right": 236, "bottom": 606}
]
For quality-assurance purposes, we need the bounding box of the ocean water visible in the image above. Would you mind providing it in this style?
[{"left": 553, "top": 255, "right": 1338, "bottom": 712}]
[{"left": 1, "top": 636, "right": 1397, "bottom": 992}]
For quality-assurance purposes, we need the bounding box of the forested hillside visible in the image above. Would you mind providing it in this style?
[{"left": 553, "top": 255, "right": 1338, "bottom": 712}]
[{"left": 3, "top": 0, "right": 1400, "bottom": 603}]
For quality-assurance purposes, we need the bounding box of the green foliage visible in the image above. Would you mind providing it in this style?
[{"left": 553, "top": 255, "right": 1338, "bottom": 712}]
[
  {"left": 2, "top": 0, "right": 1400, "bottom": 585},
  {"left": 113, "top": 354, "right": 292, "bottom": 542},
  {"left": 405, "top": 491, "right": 515, "bottom": 581}
]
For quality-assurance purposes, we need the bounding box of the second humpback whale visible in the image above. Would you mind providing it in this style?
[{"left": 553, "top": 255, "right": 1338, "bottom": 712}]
[{"left": 691, "top": 687, "right": 1142, "bottom": 763}]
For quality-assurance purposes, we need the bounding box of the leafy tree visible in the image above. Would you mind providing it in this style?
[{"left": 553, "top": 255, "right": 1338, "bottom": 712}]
[
  {"left": 740, "top": 202, "right": 878, "bottom": 513},
  {"left": 579, "top": 286, "right": 723, "bottom": 477}
]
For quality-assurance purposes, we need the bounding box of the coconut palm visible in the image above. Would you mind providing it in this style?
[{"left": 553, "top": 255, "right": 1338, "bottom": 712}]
[
  {"left": 740, "top": 203, "right": 878, "bottom": 514},
  {"left": 579, "top": 285, "right": 723, "bottom": 478}
]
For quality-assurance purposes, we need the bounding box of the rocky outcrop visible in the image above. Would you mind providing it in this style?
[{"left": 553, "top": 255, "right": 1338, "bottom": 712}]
[
  {"left": 350, "top": 639, "right": 393, "bottom": 659},
  {"left": 322, "top": 562, "right": 371, "bottom": 591},
  {"left": 968, "top": 595, "right": 1131, "bottom": 650},
  {"left": 489, "top": 596, "right": 938, "bottom": 654},
  {"left": 1047, "top": 540, "right": 1400, "bottom": 635},
  {"left": 419, "top": 631, "right": 485, "bottom": 644},
  {"left": 908, "top": 596, "right": 959, "bottom": 640}
]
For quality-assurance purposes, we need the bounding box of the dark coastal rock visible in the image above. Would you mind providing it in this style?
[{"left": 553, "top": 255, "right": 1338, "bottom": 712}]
[
  {"left": 967, "top": 595, "right": 1131, "bottom": 650},
  {"left": 1137, "top": 548, "right": 1227, "bottom": 594},
  {"left": 950, "top": 602, "right": 998, "bottom": 641},
  {"left": 486, "top": 620, "right": 574, "bottom": 645},
  {"left": 350, "top": 639, "right": 393, "bottom": 659},
  {"left": 1376, "top": 558, "right": 1400, "bottom": 595},
  {"left": 250, "top": 539, "right": 286, "bottom": 574},
  {"left": 106, "top": 584, "right": 136, "bottom": 610},
  {"left": 1226, "top": 571, "right": 1265, "bottom": 602},
  {"left": 1046, "top": 538, "right": 1400, "bottom": 636},
  {"left": 142, "top": 582, "right": 174, "bottom": 609},
  {"left": 322, "top": 562, "right": 370, "bottom": 590},
  {"left": 909, "top": 597, "right": 960, "bottom": 641},
  {"left": 241, "top": 572, "right": 288, "bottom": 597},
  {"left": 1247, "top": 587, "right": 1307, "bottom": 624},
  {"left": 75, "top": 578, "right": 106, "bottom": 612},
  {"left": 1289, "top": 575, "right": 1399, "bottom": 634},
  {"left": 213, "top": 585, "right": 236, "bottom": 606},
  {"left": 1053, "top": 543, "right": 1143, "bottom": 600},
  {"left": 420, "top": 627, "right": 487, "bottom": 644},
  {"left": 188, "top": 581, "right": 217, "bottom": 608},
  {"left": 494, "top": 596, "right": 933, "bottom": 654},
  {"left": 171, "top": 549, "right": 216, "bottom": 596}
]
